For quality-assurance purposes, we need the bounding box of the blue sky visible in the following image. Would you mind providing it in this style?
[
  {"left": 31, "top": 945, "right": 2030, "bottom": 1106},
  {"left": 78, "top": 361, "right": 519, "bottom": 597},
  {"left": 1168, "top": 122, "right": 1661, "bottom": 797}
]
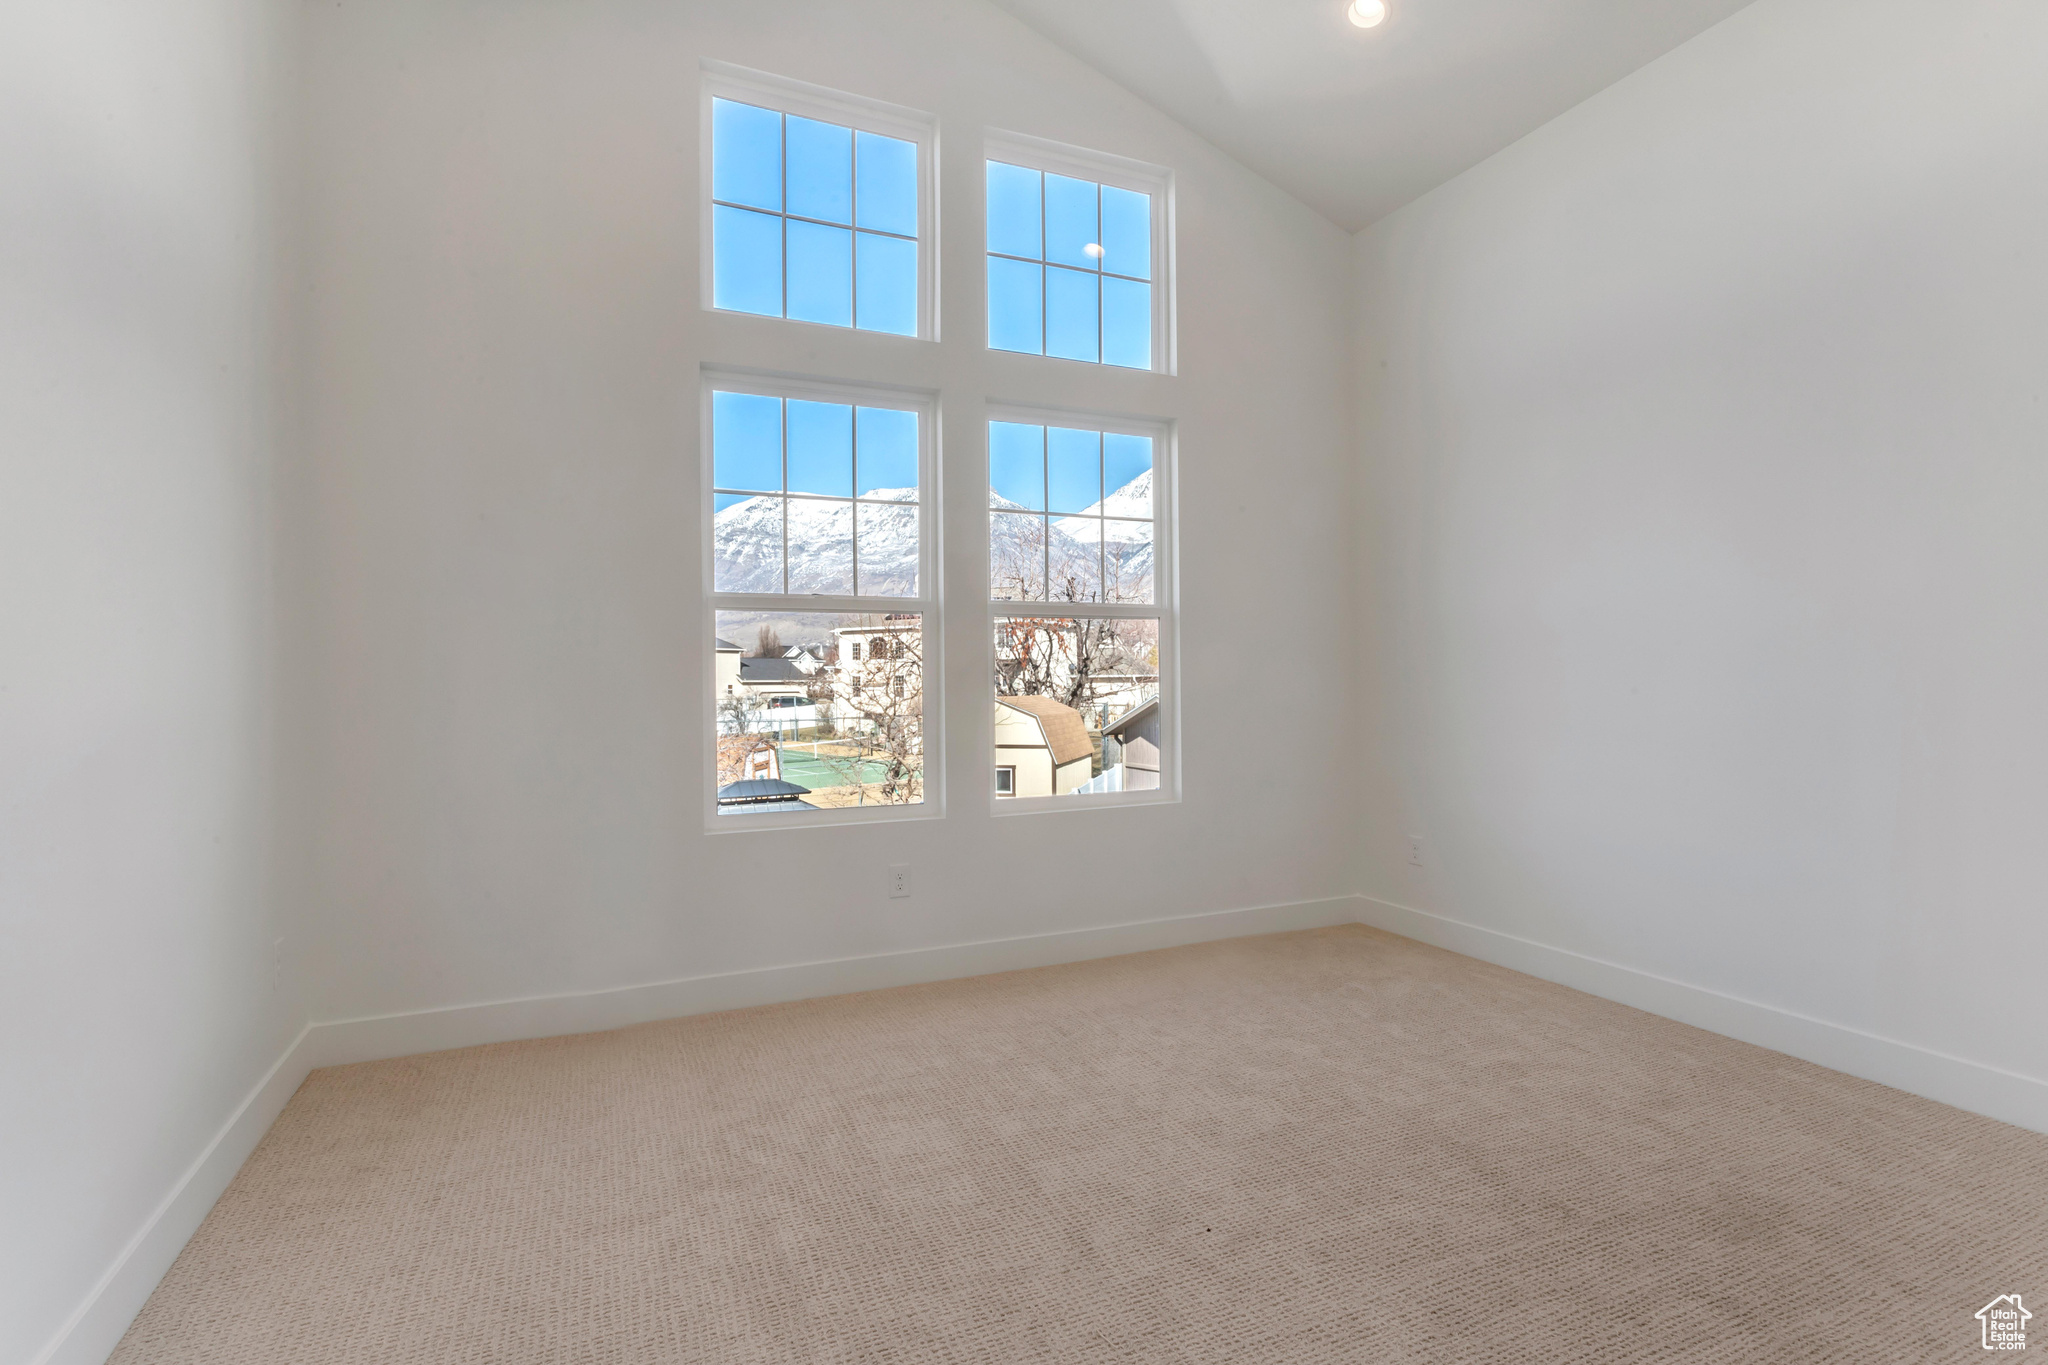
[
  {"left": 989, "top": 423, "right": 1152, "bottom": 511},
  {"left": 711, "top": 99, "right": 919, "bottom": 335},
  {"left": 713, "top": 393, "right": 920, "bottom": 510}
]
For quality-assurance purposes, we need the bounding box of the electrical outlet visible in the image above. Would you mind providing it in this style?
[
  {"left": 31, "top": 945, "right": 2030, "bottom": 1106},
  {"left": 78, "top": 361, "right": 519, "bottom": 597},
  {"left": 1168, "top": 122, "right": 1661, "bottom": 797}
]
[
  {"left": 1406, "top": 835, "right": 1424, "bottom": 868},
  {"left": 888, "top": 863, "right": 912, "bottom": 899}
]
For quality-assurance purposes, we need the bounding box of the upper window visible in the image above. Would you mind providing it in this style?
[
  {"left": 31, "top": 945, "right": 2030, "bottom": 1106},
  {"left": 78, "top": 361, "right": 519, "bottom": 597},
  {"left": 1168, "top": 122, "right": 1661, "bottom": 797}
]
[
  {"left": 703, "top": 63, "right": 935, "bottom": 338},
  {"left": 985, "top": 132, "right": 1171, "bottom": 371}
]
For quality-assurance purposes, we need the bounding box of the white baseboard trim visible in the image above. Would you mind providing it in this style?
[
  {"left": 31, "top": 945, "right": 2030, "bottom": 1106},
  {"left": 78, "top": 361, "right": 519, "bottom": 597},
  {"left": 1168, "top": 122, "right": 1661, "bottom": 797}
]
[
  {"left": 302, "top": 895, "right": 1366, "bottom": 1070},
  {"left": 33, "top": 1024, "right": 318, "bottom": 1365},
  {"left": 1354, "top": 894, "right": 2048, "bottom": 1136},
  {"left": 36, "top": 892, "right": 1361, "bottom": 1365}
]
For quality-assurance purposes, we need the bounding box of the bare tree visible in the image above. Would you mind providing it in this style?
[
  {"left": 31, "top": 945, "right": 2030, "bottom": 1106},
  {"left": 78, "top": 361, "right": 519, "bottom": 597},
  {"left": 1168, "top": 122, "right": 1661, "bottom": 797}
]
[
  {"left": 1049, "top": 535, "right": 1101, "bottom": 605},
  {"left": 991, "top": 515, "right": 1047, "bottom": 603},
  {"left": 808, "top": 618, "right": 923, "bottom": 805},
  {"left": 717, "top": 688, "right": 764, "bottom": 737},
  {"left": 752, "top": 624, "right": 784, "bottom": 658},
  {"left": 994, "top": 616, "right": 1150, "bottom": 712}
]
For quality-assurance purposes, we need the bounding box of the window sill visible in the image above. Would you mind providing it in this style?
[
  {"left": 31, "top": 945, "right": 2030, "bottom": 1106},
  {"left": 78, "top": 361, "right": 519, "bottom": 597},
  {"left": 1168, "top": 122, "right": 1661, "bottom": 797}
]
[
  {"left": 988, "top": 788, "right": 1177, "bottom": 817},
  {"left": 705, "top": 800, "right": 943, "bottom": 835}
]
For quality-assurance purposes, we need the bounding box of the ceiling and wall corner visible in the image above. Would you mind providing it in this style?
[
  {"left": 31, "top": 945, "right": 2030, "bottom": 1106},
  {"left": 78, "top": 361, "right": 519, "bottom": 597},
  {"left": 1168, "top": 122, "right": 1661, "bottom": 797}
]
[{"left": 985, "top": 0, "right": 1761, "bottom": 229}]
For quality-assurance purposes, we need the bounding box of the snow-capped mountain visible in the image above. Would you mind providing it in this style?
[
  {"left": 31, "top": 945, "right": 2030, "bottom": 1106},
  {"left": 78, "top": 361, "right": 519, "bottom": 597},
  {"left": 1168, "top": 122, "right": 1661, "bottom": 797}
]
[
  {"left": 1056, "top": 468, "right": 1154, "bottom": 589},
  {"left": 714, "top": 488, "right": 918, "bottom": 597},
  {"left": 714, "top": 473, "right": 1153, "bottom": 602},
  {"left": 1056, "top": 467, "right": 1152, "bottom": 540}
]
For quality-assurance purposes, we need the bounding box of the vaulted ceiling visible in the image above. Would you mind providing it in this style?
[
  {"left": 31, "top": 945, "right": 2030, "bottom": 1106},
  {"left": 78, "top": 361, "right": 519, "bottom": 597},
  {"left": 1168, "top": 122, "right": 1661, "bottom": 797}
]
[{"left": 988, "top": 0, "right": 1758, "bottom": 229}]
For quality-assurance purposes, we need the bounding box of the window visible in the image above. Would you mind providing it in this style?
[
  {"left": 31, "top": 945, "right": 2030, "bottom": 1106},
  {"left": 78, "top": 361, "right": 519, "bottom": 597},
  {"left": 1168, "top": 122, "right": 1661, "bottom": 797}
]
[
  {"left": 987, "top": 409, "right": 1174, "bottom": 808},
  {"left": 989, "top": 420, "right": 1155, "bottom": 604},
  {"left": 985, "top": 132, "right": 1171, "bottom": 371},
  {"left": 706, "top": 372, "right": 938, "bottom": 825},
  {"left": 703, "top": 63, "right": 935, "bottom": 338},
  {"left": 698, "top": 69, "right": 1182, "bottom": 825}
]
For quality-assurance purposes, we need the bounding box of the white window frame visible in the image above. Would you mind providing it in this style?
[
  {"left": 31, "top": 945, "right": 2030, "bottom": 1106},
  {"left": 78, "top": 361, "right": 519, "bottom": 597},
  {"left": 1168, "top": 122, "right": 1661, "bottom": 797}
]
[
  {"left": 702, "top": 366, "right": 944, "bottom": 832},
  {"left": 701, "top": 59, "right": 941, "bottom": 341},
  {"left": 984, "top": 404, "right": 1178, "bottom": 814},
  {"left": 982, "top": 129, "right": 1175, "bottom": 375}
]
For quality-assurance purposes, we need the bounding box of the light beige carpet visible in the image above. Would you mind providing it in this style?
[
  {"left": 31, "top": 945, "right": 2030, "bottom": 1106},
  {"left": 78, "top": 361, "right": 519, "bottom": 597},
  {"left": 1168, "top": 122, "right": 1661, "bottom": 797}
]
[{"left": 112, "top": 926, "right": 2048, "bottom": 1363}]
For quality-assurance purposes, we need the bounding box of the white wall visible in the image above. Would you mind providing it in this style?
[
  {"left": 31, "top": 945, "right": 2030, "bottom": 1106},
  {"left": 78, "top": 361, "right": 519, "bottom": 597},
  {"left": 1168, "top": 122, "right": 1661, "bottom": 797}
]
[
  {"left": 291, "top": 0, "right": 1355, "bottom": 1023},
  {"left": 1353, "top": 0, "right": 2048, "bottom": 1119},
  {"left": 0, "top": 2, "right": 300, "bottom": 1361}
]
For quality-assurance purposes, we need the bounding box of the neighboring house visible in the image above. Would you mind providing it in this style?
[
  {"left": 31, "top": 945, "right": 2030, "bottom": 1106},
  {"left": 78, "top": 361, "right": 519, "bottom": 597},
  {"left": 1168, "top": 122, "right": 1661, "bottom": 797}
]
[
  {"left": 994, "top": 695, "right": 1095, "bottom": 798},
  {"left": 781, "top": 643, "right": 826, "bottom": 669},
  {"left": 737, "top": 656, "right": 814, "bottom": 694},
  {"left": 714, "top": 636, "right": 743, "bottom": 702},
  {"left": 1098, "top": 697, "right": 1161, "bottom": 791},
  {"left": 736, "top": 656, "right": 821, "bottom": 732},
  {"left": 738, "top": 656, "right": 816, "bottom": 699},
  {"left": 716, "top": 777, "right": 814, "bottom": 814},
  {"left": 833, "top": 619, "right": 920, "bottom": 670},
  {"left": 826, "top": 618, "right": 924, "bottom": 733}
]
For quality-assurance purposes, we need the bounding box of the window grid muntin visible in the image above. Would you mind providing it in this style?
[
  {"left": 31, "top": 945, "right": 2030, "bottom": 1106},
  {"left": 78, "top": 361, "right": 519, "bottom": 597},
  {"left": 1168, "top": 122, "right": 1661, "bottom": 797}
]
[
  {"left": 988, "top": 420, "right": 1154, "bottom": 606},
  {"left": 986, "top": 159, "right": 1154, "bottom": 368},
  {"left": 708, "top": 384, "right": 925, "bottom": 597},
  {"left": 710, "top": 95, "right": 921, "bottom": 335}
]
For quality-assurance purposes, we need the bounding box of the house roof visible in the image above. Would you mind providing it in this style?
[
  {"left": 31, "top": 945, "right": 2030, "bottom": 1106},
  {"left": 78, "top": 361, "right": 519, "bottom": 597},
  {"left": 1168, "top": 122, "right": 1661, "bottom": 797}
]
[
  {"left": 739, "top": 658, "right": 813, "bottom": 683},
  {"left": 997, "top": 695, "right": 1093, "bottom": 768},
  {"left": 1102, "top": 696, "right": 1159, "bottom": 739},
  {"left": 717, "top": 778, "right": 813, "bottom": 803},
  {"left": 714, "top": 637, "right": 740, "bottom": 651}
]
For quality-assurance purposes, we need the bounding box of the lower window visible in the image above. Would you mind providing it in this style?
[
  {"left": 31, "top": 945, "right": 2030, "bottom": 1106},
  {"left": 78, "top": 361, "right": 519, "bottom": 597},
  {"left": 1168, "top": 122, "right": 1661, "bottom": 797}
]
[
  {"left": 716, "top": 611, "right": 924, "bottom": 815},
  {"left": 993, "top": 615, "right": 1160, "bottom": 800}
]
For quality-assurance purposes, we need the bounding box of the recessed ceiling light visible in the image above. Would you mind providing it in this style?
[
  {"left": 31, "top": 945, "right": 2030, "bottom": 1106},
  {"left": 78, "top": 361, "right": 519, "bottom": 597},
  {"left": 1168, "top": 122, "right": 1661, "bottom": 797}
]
[{"left": 1347, "top": 0, "right": 1388, "bottom": 27}]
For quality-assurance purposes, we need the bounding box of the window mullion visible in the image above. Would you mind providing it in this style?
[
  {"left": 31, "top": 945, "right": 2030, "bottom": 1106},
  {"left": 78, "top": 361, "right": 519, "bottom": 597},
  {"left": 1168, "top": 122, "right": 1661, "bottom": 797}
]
[
  {"left": 779, "top": 114, "right": 788, "bottom": 322},
  {"left": 849, "top": 132, "right": 859, "bottom": 331},
  {"left": 779, "top": 397, "right": 789, "bottom": 594},
  {"left": 1040, "top": 425, "right": 1050, "bottom": 603},
  {"left": 1094, "top": 184, "right": 1104, "bottom": 366}
]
